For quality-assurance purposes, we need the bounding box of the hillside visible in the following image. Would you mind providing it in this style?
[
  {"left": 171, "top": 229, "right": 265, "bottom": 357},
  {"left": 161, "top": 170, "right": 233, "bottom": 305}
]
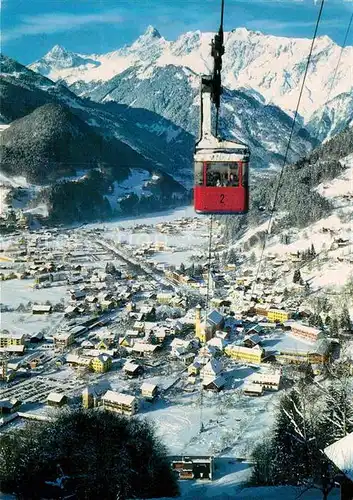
[
  {"left": 224, "top": 126, "right": 353, "bottom": 241},
  {"left": 29, "top": 26, "right": 353, "bottom": 140},
  {"left": 1, "top": 54, "right": 318, "bottom": 186},
  {"left": 223, "top": 126, "right": 353, "bottom": 292},
  {"left": 86, "top": 65, "right": 316, "bottom": 172},
  {"left": 1, "top": 103, "right": 133, "bottom": 183}
]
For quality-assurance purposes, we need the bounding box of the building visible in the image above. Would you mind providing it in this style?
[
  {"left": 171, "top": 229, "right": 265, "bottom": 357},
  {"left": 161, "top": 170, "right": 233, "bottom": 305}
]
[
  {"left": 0, "top": 399, "right": 21, "bottom": 415},
  {"left": 202, "top": 375, "right": 225, "bottom": 392},
  {"left": 82, "top": 386, "right": 95, "bottom": 409},
  {"left": 156, "top": 292, "right": 175, "bottom": 304},
  {"left": 91, "top": 353, "right": 112, "bottom": 373},
  {"left": 47, "top": 392, "right": 67, "bottom": 407},
  {"left": 123, "top": 361, "right": 143, "bottom": 378},
  {"left": 243, "top": 334, "right": 261, "bottom": 348},
  {"left": 171, "top": 338, "right": 193, "bottom": 357},
  {"left": 131, "top": 343, "right": 159, "bottom": 356},
  {"left": 243, "top": 383, "right": 264, "bottom": 397},
  {"left": 0, "top": 332, "right": 25, "bottom": 348},
  {"left": 267, "top": 309, "right": 291, "bottom": 323},
  {"left": 225, "top": 344, "right": 263, "bottom": 364},
  {"left": 188, "top": 361, "right": 201, "bottom": 376},
  {"left": 200, "top": 359, "right": 222, "bottom": 383},
  {"left": 141, "top": 382, "right": 158, "bottom": 400},
  {"left": 53, "top": 332, "right": 75, "bottom": 349},
  {"left": 255, "top": 304, "right": 269, "bottom": 317},
  {"left": 101, "top": 390, "right": 138, "bottom": 416},
  {"left": 307, "top": 339, "right": 331, "bottom": 364},
  {"left": 324, "top": 432, "right": 353, "bottom": 500},
  {"left": 82, "top": 385, "right": 107, "bottom": 409},
  {"left": 290, "top": 322, "right": 321, "bottom": 342},
  {"left": 195, "top": 307, "right": 224, "bottom": 343},
  {"left": 250, "top": 372, "right": 281, "bottom": 391},
  {"left": 207, "top": 310, "right": 224, "bottom": 334},
  {"left": 171, "top": 456, "right": 214, "bottom": 480},
  {"left": 0, "top": 356, "right": 8, "bottom": 381},
  {"left": 32, "top": 304, "right": 52, "bottom": 314}
]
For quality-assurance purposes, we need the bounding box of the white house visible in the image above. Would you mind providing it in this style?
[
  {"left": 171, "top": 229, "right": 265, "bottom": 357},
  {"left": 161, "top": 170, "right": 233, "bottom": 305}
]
[
  {"left": 141, "top": 382, "right": 158, "bottom": 400},
  {"left": 170, "top": 338, "right": 192, "bottom": 357},
  {"left": 200, "top": 359, "right": 222, "bottom": 383}
]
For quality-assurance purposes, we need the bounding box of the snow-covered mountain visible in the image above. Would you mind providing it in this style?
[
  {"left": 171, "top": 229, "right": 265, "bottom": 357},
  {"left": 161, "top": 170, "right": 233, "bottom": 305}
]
[
  {"left": 29, "top": 26, "right": 353, "bottom": 131},
  {"left": 2, "top": 54, "right": 316, "bottom": 183},
  {"left": 306, "top": 91, "right": 353, "bottom": 143}
]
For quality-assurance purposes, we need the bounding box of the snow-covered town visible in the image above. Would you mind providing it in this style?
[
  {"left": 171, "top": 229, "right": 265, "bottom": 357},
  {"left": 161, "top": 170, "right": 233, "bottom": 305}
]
[
  {"left": 1, "top": 205, "right": 352, "bottom": 498},
  {"left": 1, "top": 0, "right": 353, "bottom": 494}
]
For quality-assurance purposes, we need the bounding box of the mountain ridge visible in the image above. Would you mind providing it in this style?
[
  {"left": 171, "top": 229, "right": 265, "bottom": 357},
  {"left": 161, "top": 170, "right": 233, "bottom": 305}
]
[{"left": 28, "top": 26, "right": 353, "bottom": 133}]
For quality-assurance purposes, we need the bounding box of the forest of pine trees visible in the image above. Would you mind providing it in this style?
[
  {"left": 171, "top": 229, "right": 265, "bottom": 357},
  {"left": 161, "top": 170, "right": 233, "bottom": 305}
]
[
  {"left": 0, "top": 409, "right": 179, "bottom": 500},
  {"left": 251, "top": 375, "right": 353, "bottom": 499}
]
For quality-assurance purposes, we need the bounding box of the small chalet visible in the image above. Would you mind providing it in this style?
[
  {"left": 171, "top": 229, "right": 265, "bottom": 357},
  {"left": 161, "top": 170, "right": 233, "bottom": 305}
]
[
  {"left": 180, "top": 352, "right": 196, "bottom": 365},
  {"left": 243, "top": 334, "right": 261, "bottom": 348},
  {"left": 47, "top": 392, "right": 67, "bottom": 407},
  {"left": 170, "top": 338, "right": 192, "bottom": 357},
  {"left": 171, "top": 456, "right": 214, "bottom": 480},
  {"left": 200, "top": 359, "right": 222, "bottom": 382},
  {"left": 188, "top": 361, "right": 201, "bottom": 376},
  {"left": 141, "top": 382, "right": 158, "bottom": 400},
  {"left": 0, "top": 399, "right": 21, "bottom": 415},
  {"left": 131, "top": 343, "right": 159, "bottom": 356},
  {"left": 207, "top": 337, "right": 225, "bottom": 351},
  {"left": 202, "top": 375, "right": 225, "bottom": 392},
  {"left": 123, "top": 361, "right": 143, "bottom": 378},
  {"left": 243, "top": 383, "right": 264, "bottom": 397},
  {"left": 70, "top": 289, "right": 86, "bottom": 301},
  {"left": 32, "top": 304, "right": 52, "bottom": 314}
]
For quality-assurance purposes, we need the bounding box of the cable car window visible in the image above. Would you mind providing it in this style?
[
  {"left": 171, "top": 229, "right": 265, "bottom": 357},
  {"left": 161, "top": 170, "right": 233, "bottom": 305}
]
[
  {"left": 205, "top": 162, "right": 239, "bottom": 187},
  {"left": 195, "top": 161, "right": 204, "bottom": 186},
  {"left": 241, "top": 161, "right": 249, "bottom": 187}
]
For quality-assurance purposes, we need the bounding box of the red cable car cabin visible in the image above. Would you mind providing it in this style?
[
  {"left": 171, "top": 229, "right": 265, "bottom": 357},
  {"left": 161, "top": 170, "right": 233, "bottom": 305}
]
[
  {"left": 194, "top": 147, "right": 250, "bottom": 214},
  {"left": 193, "top": 79, "right": 250, "bottom": 215}
]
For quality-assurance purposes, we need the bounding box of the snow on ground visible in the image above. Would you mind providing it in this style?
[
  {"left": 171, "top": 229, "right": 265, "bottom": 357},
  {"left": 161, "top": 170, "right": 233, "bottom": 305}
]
[
  {"left": 106, "top": 169, "right": 152, "bottom": 210},
  {"left": 309, "top": 261, "right": 353, "bottom": 289},
  {"left": 0, "top": 312, "right": 64, "bottom": 336},
  {"left": 23, "top": 204, "right": 49, "bottom": 217},
  {"left": 148, "top": 249, "right": 202, "bottom": 267},
  {"left": 0, "top": 187, "right": 10, "bottom": 215},
  {"left": 0, "top": 172, "right": 30, "bottom": 189},
  {"left": 261, "top": 331, "right": 315, "bottom": 352},
  {"left": 88, "top": 205, "right": 198, "bottom": 230},
  {"left": 0, "top": 279, "right": 67, "bottom": 308},
  {"left": 316, "top": 154, "right": 353, "bottom": 200},
  {"left": 144, "top": 370, "right": 280, "bottom": 457},
  {"left": 86, "top": 206, "right": 208, "bottom": 266},
  {"left": 174, "top": 477, "right": 340, "bottom": 500}
]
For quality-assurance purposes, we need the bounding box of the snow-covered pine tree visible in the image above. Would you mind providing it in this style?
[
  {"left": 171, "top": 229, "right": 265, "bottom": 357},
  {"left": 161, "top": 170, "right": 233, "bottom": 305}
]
[{"left": 339, "top": 304, "right": 352, "bottom": 333}]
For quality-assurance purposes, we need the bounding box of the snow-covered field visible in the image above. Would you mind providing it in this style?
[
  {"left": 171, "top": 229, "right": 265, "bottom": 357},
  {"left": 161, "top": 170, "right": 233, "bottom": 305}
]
[
  {"left": 85, "top": 205, "right": 208, "bottom": 266},
  {"left": 0, "top": 312, "right": 64, "bottom": 336},
  {"left": 106, "top": 168, "right": 152, "bottom": 210},
  {"left": 0, "top": 279, "right": 67, "bottom": 308}
]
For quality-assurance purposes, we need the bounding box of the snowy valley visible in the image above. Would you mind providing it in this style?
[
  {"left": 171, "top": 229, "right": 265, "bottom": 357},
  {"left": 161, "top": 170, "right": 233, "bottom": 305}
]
[{"left": 1, "top": 17, "right": 353, "bottom": 500}]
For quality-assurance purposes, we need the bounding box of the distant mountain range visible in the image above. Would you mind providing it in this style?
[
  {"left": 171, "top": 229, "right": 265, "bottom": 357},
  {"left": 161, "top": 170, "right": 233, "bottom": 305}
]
[
  {"left": 1, "top": 26, "right": 352, "bottom": 225},
  {"left": 29, "top": 26, "right": 353, "bottom": 140}
]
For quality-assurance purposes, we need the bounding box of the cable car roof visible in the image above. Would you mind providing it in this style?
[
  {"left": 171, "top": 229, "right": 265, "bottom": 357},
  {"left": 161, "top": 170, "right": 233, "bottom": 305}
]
[{"left": 195, "top": 136, "right": 249, "bottom": 162}]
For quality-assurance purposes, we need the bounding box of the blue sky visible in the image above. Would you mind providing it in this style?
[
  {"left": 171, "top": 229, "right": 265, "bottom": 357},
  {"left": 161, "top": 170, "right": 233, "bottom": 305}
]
[{"left": 2, "top": 0, "right": 353, "bottom": 64}]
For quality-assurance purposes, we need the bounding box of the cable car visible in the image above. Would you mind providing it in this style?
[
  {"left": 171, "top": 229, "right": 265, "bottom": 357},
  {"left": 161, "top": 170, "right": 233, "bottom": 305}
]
[
  {"left": 193, "top": 79, "right": 250, "bottom": 214},
  {"left": 193, "top": 1, "right": 250, "bottom": 215}
]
